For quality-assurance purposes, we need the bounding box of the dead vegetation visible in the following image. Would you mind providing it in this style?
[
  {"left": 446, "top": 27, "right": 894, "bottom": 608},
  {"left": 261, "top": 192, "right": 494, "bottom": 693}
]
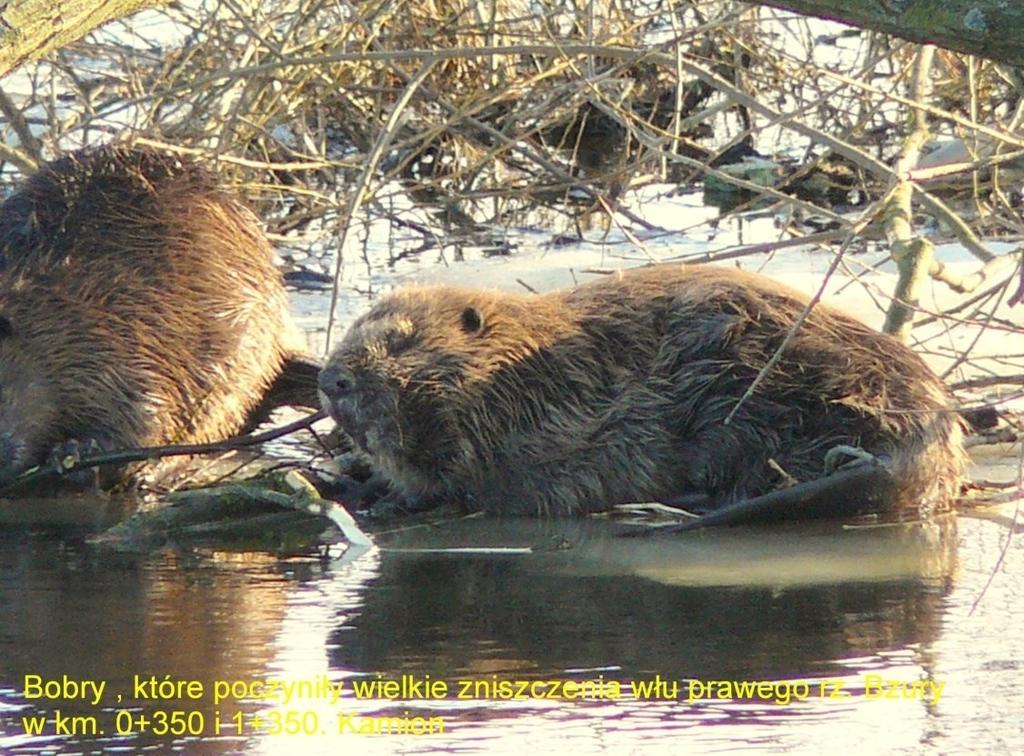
[{"left": 3, "top": 2, "right": 1023, "bottom": 238}]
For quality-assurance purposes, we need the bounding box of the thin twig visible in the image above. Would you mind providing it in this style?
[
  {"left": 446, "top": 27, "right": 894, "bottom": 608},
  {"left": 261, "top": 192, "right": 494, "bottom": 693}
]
[{"left": 0, "top": 411, "right": 328, "bottom": 495}]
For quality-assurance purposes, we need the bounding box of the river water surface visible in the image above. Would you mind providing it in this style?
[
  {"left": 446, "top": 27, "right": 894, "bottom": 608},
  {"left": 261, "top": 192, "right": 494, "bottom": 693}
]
[{"left": 0, "top": 507, "right": 1021, "bottom": 754}]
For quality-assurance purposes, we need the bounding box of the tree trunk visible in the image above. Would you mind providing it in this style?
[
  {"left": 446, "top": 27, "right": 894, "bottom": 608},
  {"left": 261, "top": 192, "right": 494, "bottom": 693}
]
[
  {"left": 753, "top": 1, "right": 1024, "bottom": 67},
  {"left": 0, "top": 0, "right": 172, "bottom": 79}
]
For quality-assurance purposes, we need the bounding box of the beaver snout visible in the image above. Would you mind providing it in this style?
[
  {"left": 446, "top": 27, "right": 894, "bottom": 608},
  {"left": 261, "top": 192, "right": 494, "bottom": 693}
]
[
  {"left": 318, "top": 364, "right": 355, "bottom": 402},
  {"left": 318, "top": 364, "right": 360, "bottom": 426}
]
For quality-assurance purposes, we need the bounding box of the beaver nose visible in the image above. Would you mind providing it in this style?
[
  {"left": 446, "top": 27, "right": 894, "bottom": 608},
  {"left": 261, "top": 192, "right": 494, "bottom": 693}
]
[{"left": 318, "top": 364, "right": 356, "bottom": 401}]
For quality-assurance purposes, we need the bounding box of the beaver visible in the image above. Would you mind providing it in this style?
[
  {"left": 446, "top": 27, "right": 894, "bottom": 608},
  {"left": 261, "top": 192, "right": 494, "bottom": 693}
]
[
  {"left": 318, "top": 264, "right": 968, "bottom": 519},
  {"left": 0, "top": 145, "right": 311, "bottom": 489}
]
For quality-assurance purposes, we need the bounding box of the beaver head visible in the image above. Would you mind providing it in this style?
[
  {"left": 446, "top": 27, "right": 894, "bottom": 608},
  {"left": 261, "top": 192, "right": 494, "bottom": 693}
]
[{"left": 318, "top": 286, "right": 581, "bottom": 498}]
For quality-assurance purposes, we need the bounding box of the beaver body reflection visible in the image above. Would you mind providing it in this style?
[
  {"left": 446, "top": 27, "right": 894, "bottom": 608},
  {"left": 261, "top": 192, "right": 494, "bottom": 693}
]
[
  {"left": 0, "top": 146, "right": 307, "bottom": 487},
  {"left": 319, "top": 264, "right": 966, "bottom": 517}
]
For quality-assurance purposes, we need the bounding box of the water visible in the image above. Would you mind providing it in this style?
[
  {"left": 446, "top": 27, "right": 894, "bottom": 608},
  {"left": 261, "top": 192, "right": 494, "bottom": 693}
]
[{"left": 0, "top": 509, "right": 1021, "bottom": 754}]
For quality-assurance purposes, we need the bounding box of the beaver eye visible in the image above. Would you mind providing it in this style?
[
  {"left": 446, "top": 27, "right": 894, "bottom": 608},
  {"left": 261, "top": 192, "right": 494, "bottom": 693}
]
[
  {"left": 460, "top": 307, "right": 484, "bottom": 335},
  {"left": 0, "top": 316, "right": 11, "bottom": 339}
]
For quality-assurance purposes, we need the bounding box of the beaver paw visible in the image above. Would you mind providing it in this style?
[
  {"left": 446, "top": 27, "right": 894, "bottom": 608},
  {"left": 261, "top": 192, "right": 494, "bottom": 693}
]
[
  {"left": 48, "top": 438, "right": 105, "bottom": 490},
  {"left": 657, "top": 492, "right": 715, "bottom": 514},
  {"left": 366, "top": 488, "right": 436, "bottom": 519},
  {"left": 315, "top": 472, "right": 389, "bottom": 509},
  {"left": 823, "top": 445, "right": 889, "bottom": 474}
]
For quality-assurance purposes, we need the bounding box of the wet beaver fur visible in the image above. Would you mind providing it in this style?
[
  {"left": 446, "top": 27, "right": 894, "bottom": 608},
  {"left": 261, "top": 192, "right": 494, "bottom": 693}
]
[
  {"left": 0, "top": 146, "right": 310, "bottom": 488},
  {"left": 318, "top": 264, "right": 967, "bottom": 519}
]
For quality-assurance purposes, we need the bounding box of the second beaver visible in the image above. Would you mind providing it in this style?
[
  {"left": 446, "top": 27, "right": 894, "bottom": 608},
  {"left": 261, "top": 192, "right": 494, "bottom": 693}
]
[
  {"left": 318, "top": 264, "right": 967, "bottom": 518},
  {"left": 0, "top": 146, "right": 311, "bottom": 489}
]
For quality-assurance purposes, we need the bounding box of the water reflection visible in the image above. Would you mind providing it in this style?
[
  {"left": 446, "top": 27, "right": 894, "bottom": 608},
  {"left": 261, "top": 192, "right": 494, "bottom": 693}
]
[
  {"left": 0, "top": 492, "right": 137, "bottom": 531},
  {"left": 0, "top": 536, "right": 376, "bottom": 752},
  {"left": 2, "top": 510, "right": 1022, "bottom": 754},
  {"left": 339, "top": 518, "right": 955, "bottom": 682}
]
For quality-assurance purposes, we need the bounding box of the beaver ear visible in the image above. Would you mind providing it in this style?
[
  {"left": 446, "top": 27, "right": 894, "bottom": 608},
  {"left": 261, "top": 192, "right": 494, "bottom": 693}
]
[
  {"left": 460, "top": 306, "right": 484, "bottom": 335},
  {"left": 0, "top": 315, "right": 11, "bottom": 339}
]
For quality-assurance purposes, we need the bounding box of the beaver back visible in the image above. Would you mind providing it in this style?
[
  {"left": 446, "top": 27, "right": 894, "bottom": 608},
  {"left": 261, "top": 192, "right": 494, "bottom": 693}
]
[{"left": 0, "top": 146, "right": 298, "bottom": 482}]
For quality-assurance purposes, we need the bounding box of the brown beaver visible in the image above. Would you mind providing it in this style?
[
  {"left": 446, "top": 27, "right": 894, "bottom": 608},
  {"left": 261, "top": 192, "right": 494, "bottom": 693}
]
[
  {"left": 318, "top": 264, "right": 968, "bottom": 519},
  {"left": 0, "top": 145, "right": 311, "bottom": 488}
]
